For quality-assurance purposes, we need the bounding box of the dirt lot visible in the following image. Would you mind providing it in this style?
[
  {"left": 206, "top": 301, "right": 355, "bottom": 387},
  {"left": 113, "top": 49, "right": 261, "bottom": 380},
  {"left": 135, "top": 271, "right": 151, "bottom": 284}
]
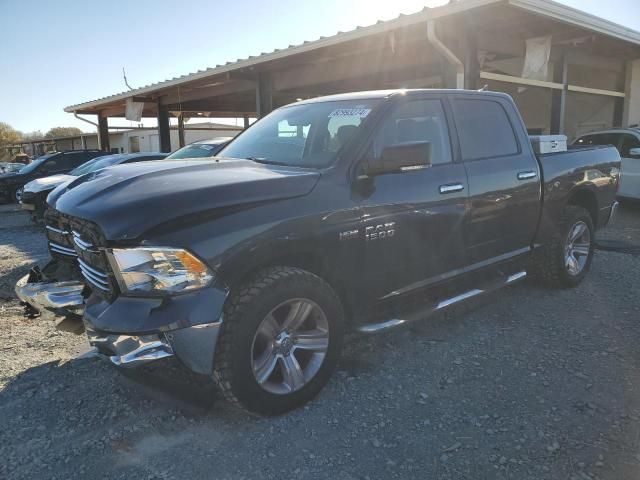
[{"left": 1, "top": 202, "right": 640, "bottom": 480}]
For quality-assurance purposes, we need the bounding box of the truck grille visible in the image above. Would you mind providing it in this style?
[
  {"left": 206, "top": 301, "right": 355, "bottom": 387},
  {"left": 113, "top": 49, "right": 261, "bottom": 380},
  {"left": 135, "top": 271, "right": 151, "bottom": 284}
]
[{"left": 44, "top": 209, "right": 117, "bottom": 299}]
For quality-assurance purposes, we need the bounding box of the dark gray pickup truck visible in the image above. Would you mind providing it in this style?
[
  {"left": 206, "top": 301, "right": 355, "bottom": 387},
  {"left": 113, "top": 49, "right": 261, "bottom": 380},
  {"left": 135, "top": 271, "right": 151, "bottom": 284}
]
[{"left": 16, "top": 89, "right": 620, "bottom": 414}]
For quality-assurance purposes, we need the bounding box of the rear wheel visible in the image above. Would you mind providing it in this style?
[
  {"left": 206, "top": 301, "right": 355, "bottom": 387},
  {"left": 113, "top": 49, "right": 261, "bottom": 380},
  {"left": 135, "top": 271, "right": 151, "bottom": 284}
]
[
  {"left": 530, "top": 205, "right": 595, "bottom": 288},
  {"left": 213, "top": 267, "right": 344, "bottom": 415}
]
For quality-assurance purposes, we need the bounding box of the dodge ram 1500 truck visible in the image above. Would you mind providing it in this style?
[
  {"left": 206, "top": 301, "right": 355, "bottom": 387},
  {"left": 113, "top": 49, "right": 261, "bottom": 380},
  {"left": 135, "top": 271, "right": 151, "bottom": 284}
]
[{"left": 16, "top": 89, "right": 621, "bottom": 414}]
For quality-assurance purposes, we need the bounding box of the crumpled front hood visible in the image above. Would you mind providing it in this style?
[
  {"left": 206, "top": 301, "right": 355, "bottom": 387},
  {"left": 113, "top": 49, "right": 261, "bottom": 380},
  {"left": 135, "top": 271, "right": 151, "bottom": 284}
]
[
  {"left": 24, "top": 174, "right": 74, "bottom": 193},
  {"left": 49, "top": 159, "right": 320, "bottom": 241}
]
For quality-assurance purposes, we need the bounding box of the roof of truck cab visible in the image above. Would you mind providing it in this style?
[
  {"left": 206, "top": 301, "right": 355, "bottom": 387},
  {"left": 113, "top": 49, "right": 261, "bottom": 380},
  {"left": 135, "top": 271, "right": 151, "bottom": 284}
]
[{"left": 293, "top": 89, "right": 512, "bottom": 105}]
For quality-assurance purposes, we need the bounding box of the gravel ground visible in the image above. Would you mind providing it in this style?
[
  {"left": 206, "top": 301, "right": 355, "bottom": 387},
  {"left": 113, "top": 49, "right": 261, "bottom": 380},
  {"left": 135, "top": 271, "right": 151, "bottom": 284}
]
[{"left": 1, "top": 202, "right": 640, "bottom": 480}]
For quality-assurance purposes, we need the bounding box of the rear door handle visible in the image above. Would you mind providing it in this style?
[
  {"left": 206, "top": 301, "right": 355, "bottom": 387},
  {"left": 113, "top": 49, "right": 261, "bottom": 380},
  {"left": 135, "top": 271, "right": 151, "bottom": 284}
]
[
  {"left": 517, "top": 171, "right": 537, "bottom": 180},
  {"left": 439, "top": 183, "right": 464, "bottom": 194}
]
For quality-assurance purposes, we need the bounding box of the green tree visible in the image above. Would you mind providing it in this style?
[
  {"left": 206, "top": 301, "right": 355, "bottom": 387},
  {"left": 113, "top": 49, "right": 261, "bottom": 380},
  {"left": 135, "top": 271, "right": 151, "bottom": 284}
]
[
  {"left": 0, "top": 122, "right": 22, "bottom": 147},
  {"left": 45, "top": 127, "right": 83, "bottom": 139}
]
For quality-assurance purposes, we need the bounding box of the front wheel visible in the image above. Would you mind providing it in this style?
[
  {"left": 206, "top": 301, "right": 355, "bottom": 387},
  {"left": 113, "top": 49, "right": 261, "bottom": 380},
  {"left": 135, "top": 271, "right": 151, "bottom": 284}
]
[
  {"left": 213, "top": 267, "right": 344, "bottom": 415},
  {"left": 14, "top": 187, "right": 23, "bottom": 203},
  {"left": 530, "top": 205, "right": 595, "bottom": 288}
]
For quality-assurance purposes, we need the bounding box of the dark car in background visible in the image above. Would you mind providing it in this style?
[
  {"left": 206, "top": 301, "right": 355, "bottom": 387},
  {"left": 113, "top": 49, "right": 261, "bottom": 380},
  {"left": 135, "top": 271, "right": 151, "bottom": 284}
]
[
  {"left": 0, "top": 150, "right": 106, "bottom": 203},
  {"left": 21, "top": 152, "right": 169, "bottom": 220},
  {"left": 164, "top": 137, "right": 232, "bottom": 160}
]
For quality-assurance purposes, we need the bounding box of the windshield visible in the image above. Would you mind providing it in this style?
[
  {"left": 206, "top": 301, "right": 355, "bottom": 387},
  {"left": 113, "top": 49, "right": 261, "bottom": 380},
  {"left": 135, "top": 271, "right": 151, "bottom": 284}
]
[
  {"left": 166, "top": 142, "right": 227, "bottom": 159},
  {"left": 219, "top": 99, "right": 380, "bottom": 168},
  {"left": 18, "top": 153, "right": 57, "bottom": 174},
  {"left": 70, "top": 154, "right": 121, "bottom": 176}
]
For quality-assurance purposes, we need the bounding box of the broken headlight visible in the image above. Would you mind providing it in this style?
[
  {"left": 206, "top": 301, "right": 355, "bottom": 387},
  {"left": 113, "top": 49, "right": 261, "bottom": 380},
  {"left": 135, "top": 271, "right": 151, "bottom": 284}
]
[{"left": 109, "top": 247, "right": 213, "bottom": 295}]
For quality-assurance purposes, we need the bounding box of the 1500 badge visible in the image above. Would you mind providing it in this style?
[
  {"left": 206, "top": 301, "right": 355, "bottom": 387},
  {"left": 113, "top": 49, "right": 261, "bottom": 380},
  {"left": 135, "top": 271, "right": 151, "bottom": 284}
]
[
  {"left": 339, "top": 222, "right": 396, "bottom": 241},
  {"left": 365, "top": 222, "right": 395, "bottom": 241}
]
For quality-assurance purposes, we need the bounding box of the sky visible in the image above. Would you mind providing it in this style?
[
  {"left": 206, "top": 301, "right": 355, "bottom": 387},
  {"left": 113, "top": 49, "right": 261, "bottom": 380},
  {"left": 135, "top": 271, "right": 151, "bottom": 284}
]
[{"left": 1, "top": 0, "right": 639, "bottom": 134}]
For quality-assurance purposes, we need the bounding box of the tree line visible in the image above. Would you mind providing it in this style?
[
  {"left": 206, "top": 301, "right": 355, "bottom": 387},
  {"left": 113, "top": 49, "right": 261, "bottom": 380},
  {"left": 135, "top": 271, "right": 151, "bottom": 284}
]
[{"left": 0, "top": 121, "right": 84, "bottom": 148}]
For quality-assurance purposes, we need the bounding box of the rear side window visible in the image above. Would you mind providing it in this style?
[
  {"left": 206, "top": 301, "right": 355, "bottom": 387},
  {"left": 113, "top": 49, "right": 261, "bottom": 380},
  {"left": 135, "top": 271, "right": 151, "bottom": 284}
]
[
  {"left": 375, "top": 99, "right": 452, "bottom": 164},
  {"left": 452, "top": 99, "right": 519, "bottom": 161},
  {"left": 575, "top": 133, "right": 620, "bottom": 149},
  {"left": 60, "top": 152, "right": 89, "bottom": 169},
  {"left": 620, "top": 134, "right": 640, "bottom": 157}
]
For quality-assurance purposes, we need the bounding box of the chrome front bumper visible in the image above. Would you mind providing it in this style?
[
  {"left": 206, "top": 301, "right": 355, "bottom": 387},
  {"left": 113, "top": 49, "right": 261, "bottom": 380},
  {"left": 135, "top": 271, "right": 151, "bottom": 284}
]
[
  {"left": 86, "top": 320, "right": 222, "bottom": 374},
  {"left": 15, "top": 273, "right": 85, "bottom": 317}
]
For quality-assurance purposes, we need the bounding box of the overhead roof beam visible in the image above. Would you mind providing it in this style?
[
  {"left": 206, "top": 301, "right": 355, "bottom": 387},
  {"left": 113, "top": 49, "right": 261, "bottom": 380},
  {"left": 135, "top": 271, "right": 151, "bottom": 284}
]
[{"left": 160, "top": 79, "right": 256, "bottom": 106}]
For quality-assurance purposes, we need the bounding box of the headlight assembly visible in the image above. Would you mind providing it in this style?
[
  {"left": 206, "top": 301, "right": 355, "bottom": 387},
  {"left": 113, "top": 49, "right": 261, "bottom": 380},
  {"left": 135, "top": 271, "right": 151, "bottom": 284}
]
[{"left": 109, "top": 247, "right": 213, "bottom": 295}]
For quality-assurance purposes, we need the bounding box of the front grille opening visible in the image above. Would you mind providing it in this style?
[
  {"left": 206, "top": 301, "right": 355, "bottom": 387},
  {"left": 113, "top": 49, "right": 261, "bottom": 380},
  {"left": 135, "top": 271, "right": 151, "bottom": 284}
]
[{"left": 44, "top": 209, "right": 118, "bottom": 300}]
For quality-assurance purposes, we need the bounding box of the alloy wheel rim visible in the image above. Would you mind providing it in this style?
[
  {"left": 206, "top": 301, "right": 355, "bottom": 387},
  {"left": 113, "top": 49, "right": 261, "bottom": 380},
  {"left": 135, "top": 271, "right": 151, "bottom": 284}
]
[
  {"left": 251, "top": 298, "right": 329, "bottom": 395},
  {"left": 15, "top": 188, "right": 23, "bottom": 202},
  {"left": 564, "top": 220, "right": 591, "bottom": 276}
]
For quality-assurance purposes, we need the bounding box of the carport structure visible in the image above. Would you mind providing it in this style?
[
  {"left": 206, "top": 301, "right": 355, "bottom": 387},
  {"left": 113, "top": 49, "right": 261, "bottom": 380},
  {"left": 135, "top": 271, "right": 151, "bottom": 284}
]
[{"left": 64, "top": 0, "right": 640, "bottom": 152}]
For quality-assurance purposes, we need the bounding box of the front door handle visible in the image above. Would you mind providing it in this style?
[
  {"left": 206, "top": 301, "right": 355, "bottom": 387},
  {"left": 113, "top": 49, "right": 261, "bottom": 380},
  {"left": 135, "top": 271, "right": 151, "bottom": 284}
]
[
  {"left": 517, "top": 171, "right": 537, "bottom": 180},
  {"left": 439, "top": 183, "right": 464, "bottom": 194}
]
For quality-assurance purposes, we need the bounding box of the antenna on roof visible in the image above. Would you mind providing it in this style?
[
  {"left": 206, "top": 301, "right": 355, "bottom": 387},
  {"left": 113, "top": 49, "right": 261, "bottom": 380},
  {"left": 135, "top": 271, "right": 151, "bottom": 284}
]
[
  {"left": 478, "top": 84, "right": 489, "bottom": 92},
  {"left": 122, "top": 67, "right": 134, "bottom": 91}
]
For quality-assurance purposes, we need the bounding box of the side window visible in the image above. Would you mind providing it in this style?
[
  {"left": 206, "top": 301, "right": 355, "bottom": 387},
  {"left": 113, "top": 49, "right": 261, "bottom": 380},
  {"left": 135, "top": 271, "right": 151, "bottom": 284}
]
[
  {"left": 58, "top": 153, "right": 85, "bottom": 169},
  {"left": 620, "top": 134, "right": 640, "bottom": 157},
  {"left": 576, "top": 134, "right": 619, "bottom": 150},
  {"left": 375, "top": 99, "right": 452, "bottom": 164},
  {"left": 452, "top": 99, "right": 519, "bottom": 160},
  {"left": 40, "top": 159, "right": 58, "bottom": 173}
]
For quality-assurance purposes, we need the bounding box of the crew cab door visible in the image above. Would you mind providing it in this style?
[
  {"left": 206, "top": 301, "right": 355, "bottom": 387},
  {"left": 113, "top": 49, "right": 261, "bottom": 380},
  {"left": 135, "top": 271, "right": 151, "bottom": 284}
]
[
  {"left": 355, "top": 96, "right": 469, "bottom": 301},
  {"left": 451, "top": 96, "right": 541, "bottom": 265}
]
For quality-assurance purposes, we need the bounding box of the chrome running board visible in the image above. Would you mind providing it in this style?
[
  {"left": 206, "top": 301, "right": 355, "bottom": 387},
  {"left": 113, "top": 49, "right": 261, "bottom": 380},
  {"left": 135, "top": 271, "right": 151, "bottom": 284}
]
[{"left": 357, "top": 271, "right": 527, "bottom": 334}]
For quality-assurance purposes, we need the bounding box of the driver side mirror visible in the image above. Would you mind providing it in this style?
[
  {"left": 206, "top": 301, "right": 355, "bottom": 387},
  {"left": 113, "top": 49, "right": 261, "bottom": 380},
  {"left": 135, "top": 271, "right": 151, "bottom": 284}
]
[
  {"left": 363, "top": 141, "right": 431, "bottom": 176},
  {"left": 629, "top": 147, "right": 640, "bottom": 158}
]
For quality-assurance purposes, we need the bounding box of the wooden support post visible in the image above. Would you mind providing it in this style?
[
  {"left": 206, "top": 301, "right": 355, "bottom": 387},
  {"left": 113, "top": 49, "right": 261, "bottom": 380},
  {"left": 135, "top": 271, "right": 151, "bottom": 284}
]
[
  {"left": 98, "top": 114, "right": 110, "bottom": 152},
  {"left": 81, "top": 135, "right": 87, "bottom": 150},
  {"left": 255, "top": 72, "right": 273, "bottom": 118},
  {"left": 177, "top": 114, "right": 185, "bottom": 148},
  {"left": 463, "top": 19, "right": 479, "bottom": 90},
  {"left": 71, "top": 138, "right": 75, "bottom": 150},
  {"left": 550, "top": 52, "right": 568, "bottom": 135},
  {"left": 157, "top": 100, "right": 171, "bottom": 152},
  {"left": 243, "top": 115, "right": 250, "bottom": 129}
]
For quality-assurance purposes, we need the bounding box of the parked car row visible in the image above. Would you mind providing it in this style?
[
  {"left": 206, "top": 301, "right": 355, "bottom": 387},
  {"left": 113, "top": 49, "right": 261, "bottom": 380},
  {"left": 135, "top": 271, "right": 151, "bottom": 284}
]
[
  {"left": 0, "top": 137, "right": 232, "bottom": 211},
  {"left": 20, "top": 152, "right": 169, "bottom": 220},
  {"left": 0, "top": 150, "right": 106, "bottom": 203},
  {"left": 15, "top": 89, "right": 621, "bottom": 415}
]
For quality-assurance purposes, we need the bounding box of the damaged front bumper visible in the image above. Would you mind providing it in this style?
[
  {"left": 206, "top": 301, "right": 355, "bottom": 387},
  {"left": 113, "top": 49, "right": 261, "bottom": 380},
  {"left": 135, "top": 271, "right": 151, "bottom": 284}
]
[
  {"left": 85, "top": 320, "right": 222, "bottom": 374},
  {"left": 15, "top": 263, "right": 227, "bottom": 375},
  {"left": 15, "top": 267, "right": 85, "bottom": 318}
]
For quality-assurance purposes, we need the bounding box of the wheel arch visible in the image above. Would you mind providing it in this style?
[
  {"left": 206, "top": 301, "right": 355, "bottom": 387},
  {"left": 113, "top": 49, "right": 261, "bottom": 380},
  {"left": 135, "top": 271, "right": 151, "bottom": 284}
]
[
  {"left": 221, "top": 250, "right": 355, "bottom": 324},
  {"left": 566, "top": 186, "right": 599, "bottom": 228}
]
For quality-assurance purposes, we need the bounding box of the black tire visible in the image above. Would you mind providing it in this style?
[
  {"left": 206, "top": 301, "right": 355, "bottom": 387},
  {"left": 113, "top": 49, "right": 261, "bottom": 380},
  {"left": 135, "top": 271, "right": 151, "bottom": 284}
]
[
  {"left": 530, "top": 205, "right": 595, "bottom": 288},
  {"left": 213, "top": 266, "right": 344, "bottom": 415}
]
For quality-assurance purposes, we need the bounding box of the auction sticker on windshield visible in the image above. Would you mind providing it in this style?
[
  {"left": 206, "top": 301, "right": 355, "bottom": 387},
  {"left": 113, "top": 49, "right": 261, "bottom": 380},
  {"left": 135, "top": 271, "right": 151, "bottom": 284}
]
[{"left": 328, "top": 107, "right": 371, "bottom": 118}]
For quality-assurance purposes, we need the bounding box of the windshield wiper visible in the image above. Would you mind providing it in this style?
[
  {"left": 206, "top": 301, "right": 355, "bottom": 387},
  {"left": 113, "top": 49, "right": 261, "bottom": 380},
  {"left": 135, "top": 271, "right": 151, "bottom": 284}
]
[{"left": 245, "top": 157, "right": 290, "bottom": 167}]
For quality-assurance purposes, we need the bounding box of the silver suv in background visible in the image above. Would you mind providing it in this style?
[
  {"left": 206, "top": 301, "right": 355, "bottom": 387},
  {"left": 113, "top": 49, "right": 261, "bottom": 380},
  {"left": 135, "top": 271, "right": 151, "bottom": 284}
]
[{"left": 574, "top": 128, "right": 640, "bottom": 200}]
